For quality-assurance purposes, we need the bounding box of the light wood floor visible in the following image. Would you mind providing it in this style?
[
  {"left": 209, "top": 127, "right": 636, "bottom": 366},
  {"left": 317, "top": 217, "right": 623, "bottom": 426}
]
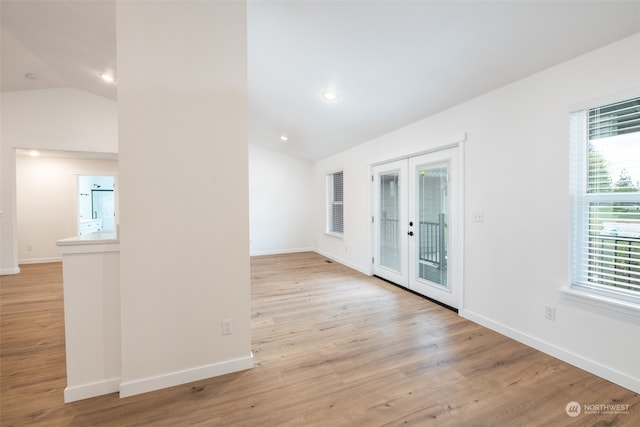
[{"left": 1, "top": 252, "right": 638, "bottom": 426}]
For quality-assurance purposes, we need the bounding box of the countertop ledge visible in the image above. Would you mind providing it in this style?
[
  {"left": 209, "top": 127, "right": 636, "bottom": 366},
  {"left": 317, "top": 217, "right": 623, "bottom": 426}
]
[{"left": 57, "top": 231, "right": 119, "bottom": 246}]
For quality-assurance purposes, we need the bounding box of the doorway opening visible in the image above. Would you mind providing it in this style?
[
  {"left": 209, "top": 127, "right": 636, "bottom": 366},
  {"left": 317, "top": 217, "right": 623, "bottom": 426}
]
[{"left": 78, "top": 175, "right": 116, "bottom": 235}]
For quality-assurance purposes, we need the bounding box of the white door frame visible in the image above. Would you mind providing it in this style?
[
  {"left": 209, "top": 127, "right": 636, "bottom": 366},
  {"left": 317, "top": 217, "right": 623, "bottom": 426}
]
[
  {"left": 369, "top": 139, "right": 465, "bottom": 311},
  {"left": 372, "top": 159, "right": 409, "bottom": 286}
]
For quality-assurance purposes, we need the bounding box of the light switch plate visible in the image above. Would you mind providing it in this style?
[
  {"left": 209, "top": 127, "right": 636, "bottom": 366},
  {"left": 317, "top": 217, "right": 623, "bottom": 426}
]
[{"left": 472, "top": 211, "right": 484, "bottom": 222}]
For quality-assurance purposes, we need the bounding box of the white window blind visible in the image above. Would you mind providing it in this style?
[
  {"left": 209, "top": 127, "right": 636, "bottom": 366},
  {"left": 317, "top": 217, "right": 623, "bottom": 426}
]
[
  {"left": 327, "top": 171, "right": 344, "bottom": 235},
  {"left": 571, "top": 96, "right": 640, "bottom": 304}
]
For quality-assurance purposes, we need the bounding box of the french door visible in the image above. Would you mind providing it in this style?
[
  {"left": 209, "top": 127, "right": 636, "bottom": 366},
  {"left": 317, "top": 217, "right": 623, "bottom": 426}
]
[{"left": 373, "top": 148, "right": 460, "bottom": 309}]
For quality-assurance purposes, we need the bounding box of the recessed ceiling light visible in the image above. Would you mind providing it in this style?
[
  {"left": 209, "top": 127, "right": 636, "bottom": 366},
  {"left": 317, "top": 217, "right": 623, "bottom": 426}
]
[
  {"left": 280, "top": 135, "right": 288, "bottom": 142},
  {"left": 24, "top": 73, "right": 39, "bottom": 80},
  {"left": 29, "top": 150, "right": 40, "bottom": 157},
  {"left": 322, "top": 91, "right": 337, "bottom": 101},
  {"left": 99, "top": 73, "right": 116, "bottom": 83}
]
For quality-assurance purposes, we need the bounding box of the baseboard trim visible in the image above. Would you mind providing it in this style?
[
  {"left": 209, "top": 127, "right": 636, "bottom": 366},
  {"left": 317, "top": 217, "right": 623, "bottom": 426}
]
[
  {"left": 250, "top": 247, "right": 314, "bottom": 256},
  {"left": 313, "top": 249, "right": 370, "bottom": 276},
  {"left": 250, "top": 248, "right": 370, "bottom": 276},
  {"left": 64, "top": 377, "right": 121, "bottom": 403},
  {"left": 249, "top": 248, "right": 371, "bottom": 277},
  {"left": 18, "top": 257, "right": 62, "bottom": 265},
  {"left": 459, "top": 308, "right": 640, "bottom": 394},
  {"left": 119, "top": 353, "right": 254, "bottom": 398},
  {"left": 0, "top": 267, "right": 20, "bottom": 275}
]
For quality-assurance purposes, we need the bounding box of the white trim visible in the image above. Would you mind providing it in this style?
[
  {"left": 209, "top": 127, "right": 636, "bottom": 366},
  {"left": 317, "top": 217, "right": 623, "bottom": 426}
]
[
  {"left": 0, "top": 267, "right": 20, "bottom": 275},
  {"left": 250, "top": 247, "right": 315, "bottom": 257},
  {"left": 569, "top": 94, "right": 640, "bottom": 308},
  {"left": 457, "top": 140, "right": 466, "bottom": 312},
  {"left": 324, "top": 231, "right": 344, "bottom": 239},
  {"left": 313, "top": 249, "right": 370, "bottom": 276},
  {"left": 568, "top": 86, "right": 640, "bottom": 113},
  {"left": 560, "top": 286, "right": 640, "bottom": 320},
  {"left": 369, "top": 131, "right": 467, "bottom": 167},
  {"left": 72, "top": 170, "right": 119, "bottom": 176},
  {"left": 119, "top": 353, "right": 254, "bottom": 398},
  {"left": 460, "top": 309, "right": 640, "bottom": 394},
  {"left": 371, "top": 159, "right": 409, "bottom": 286},
  {"left": 18, "top": 257, "right": 62, "bottom": 264},
  {"left": 64, "top": 377, "right": 121, "bottom": 403},
  {"left": 369, "top": 139, "right": 465, "bottom": 310},
  {"left": 57, "top": 243, "right": 119, "bottom": 255}
]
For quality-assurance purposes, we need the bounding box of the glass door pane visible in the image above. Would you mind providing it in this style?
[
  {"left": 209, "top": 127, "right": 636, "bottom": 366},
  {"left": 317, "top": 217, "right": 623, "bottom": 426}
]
[
  {"left": 408, "top": 148, "right": 458, "bottom": 308},
  {"left": 416, "top": 163, "right": 448, "bottom": 287},
  {"left": 373, "top": 159, "right": 408, "bottom": 286},
  {"left": 380, "top": 172, "right": 400, "bottom": 271}
]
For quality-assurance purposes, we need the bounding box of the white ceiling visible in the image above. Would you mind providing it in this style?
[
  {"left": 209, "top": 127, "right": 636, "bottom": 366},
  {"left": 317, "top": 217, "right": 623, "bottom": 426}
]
[{"left": 2, "top": 1, "right": 640, "bottom": 161}]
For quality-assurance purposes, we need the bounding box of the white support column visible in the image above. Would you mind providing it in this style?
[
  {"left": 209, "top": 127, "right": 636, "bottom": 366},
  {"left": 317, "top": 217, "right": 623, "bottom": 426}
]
[{"left": 116, "top": 0, "right": 252, "bottom": 398}]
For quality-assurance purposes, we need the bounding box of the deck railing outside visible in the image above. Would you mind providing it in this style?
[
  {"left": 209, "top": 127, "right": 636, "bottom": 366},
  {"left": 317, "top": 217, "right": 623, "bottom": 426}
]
[{"left": 379, "top": 216, "right": 447, "bottom": 269}]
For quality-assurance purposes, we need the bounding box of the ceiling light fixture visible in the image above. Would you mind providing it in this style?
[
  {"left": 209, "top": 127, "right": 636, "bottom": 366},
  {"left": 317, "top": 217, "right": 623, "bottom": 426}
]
[
  {"left": 24, "top": 73, "right": 39, "bottom": 80},
  {"left": 280, "top": 135, "right": 289, "bottom": 142},
  {"left": 322, "top": 91, "right": 337, "bottom": 101},
  {"left": 99, "top": 73, "right": 116, "bottom": 83},
  {"left": 29, "top": 150, "right": 40, "bottom": 157}
]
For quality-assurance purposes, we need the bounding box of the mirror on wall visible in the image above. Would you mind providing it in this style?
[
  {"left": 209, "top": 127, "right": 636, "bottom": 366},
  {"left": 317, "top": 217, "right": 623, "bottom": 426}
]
[{"left": 78, "top": 175, "right": 116, "bottom": 235}]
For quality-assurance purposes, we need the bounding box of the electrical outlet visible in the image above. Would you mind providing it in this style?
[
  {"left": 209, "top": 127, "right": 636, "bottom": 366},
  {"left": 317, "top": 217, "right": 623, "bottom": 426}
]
[
  {"left": 545, "top": 305, "right": 556, "bottom": 321},
  {"left": 471, "top": 211, "right": 484, "bottom": 222},
  {"left": 222, "top": 318, "right": 233, "bottom": 335},
  {"left": 27, "top": 245, "right": 33, "bottom": 251}
]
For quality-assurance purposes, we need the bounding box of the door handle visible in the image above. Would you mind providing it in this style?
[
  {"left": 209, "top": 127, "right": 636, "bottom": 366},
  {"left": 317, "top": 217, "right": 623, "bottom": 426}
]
[{"left": 407, "top": 231, "right": 414, "bottom": 236}]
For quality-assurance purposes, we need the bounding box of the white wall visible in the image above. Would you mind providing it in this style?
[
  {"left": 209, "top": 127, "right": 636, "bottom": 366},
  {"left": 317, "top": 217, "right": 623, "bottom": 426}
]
[
  {"left": 117, "top": 1, "right": 252, "bottom": 397},
  {"left": 313, "top": 33, "right": 640, "bottom": 392},
  {"left": 16, "top": 155, "right": 118, "bottom": 263},
  {"left": 249, "top": 144, "right": 313, "bottom": 255},
  {"left": 0, "top": 88, "right": 117, "bottom": 273},
  {"left": 2, "top": 91, "right": 314, "bottom": 268},
  {"left": 313, "top": 149, "right": 374, "bottom": 274}
]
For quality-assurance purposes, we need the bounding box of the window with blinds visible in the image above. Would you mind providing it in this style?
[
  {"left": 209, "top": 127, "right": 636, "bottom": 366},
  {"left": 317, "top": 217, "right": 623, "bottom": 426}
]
[
  {"left": 327, "top": 171, "right": 344, "bottom": 235},
  {"left": 571, "top": 96, "right": 640, "bottom": 304}
]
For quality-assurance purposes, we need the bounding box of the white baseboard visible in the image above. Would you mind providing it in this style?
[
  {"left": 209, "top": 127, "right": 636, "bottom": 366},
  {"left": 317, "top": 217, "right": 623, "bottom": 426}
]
[
  {"left": 18, "top": 257, "right": 62, "bottom": 264},
  {"left": 249, "top": 248, "right": 372, "bottom": 277},
  {"left": 250, "top": 247, "right": 314, "bottom": 256},
  {"left": 459, "top": 308, "right": 640, "bottom": 394},
  {"left": 64, "top": 377, "right": 121, "bottom": 403},
  {"left": 313, "top": 249, "right": 370, "bottom": 276},
  {"left": 0, "top": 267, "right": 20, "bottom": 275},
  {"left": 119, "top": 353, "right": 254, "bottom": 398}
]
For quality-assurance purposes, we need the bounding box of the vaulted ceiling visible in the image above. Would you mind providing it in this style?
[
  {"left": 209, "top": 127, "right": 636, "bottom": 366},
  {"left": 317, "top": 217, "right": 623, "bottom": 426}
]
[{"left": 2, "top": 1, "right": 640, "bottom": 161}]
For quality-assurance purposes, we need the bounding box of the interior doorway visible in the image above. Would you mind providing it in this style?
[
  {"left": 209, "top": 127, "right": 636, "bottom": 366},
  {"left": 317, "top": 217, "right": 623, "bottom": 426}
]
[{"left": 78, "top": 175, "right": 116, "bottom": 235}]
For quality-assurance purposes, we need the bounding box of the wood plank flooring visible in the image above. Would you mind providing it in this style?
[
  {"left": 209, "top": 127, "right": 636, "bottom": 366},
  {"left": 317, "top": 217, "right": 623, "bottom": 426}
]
[{"left": 1, "top": 252, "right": 638, "bottom": 426}]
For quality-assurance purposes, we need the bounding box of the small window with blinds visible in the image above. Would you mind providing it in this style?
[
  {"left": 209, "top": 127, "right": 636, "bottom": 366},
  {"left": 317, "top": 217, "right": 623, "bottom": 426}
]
[
  {"left": 570, "top": 96, "right": 640, "bottom": 305},
  {"left": 326, "top": 171, "right": 344, "bottom": 236}
]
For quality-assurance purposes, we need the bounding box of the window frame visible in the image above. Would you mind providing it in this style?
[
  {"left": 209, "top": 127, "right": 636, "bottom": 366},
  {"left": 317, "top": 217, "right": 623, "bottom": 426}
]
[
  {"left": 568, "top": 94, "right": 640, "bottom": 313},
  {"left": 326, "top": 170, "right": 344, "bottom": 237}
]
